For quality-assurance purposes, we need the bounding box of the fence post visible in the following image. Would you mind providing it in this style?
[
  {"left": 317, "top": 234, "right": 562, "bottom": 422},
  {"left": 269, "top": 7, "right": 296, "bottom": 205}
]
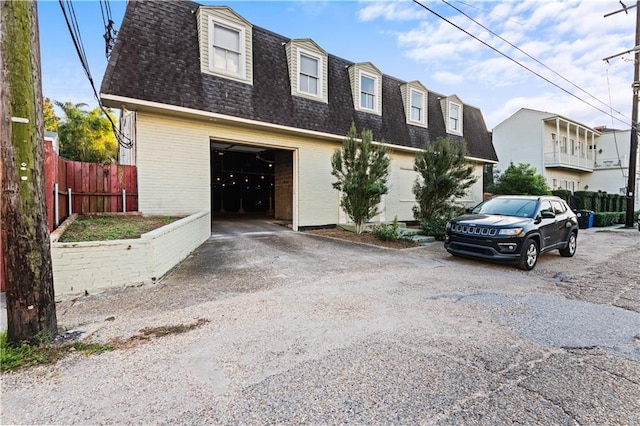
[
  {"left": 122, "top": 189, "right": 126, "bottom": 213},
  {"left": 68, "top": 188, "right": 72, "bottom": 215},
  {"left": 54, "top": 183, "right": 59, "bottom": 227}
]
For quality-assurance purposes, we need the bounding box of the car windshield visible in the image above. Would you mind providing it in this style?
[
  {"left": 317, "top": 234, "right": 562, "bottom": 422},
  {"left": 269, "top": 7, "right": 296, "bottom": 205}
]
[{"left": 472, "top": 198, "right": 538, "bottom": 218}]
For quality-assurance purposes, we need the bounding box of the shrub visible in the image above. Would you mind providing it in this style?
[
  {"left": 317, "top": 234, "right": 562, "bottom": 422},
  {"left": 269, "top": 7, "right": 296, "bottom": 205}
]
[
  {"left": 421, "top": 217, "right": 450, "bottom": 241},
  {"left": 593, "top": 212, "right": 625, "bottom": 227},
  {"left": 373, "top": 217, "right": 400, "bottom": 241}
]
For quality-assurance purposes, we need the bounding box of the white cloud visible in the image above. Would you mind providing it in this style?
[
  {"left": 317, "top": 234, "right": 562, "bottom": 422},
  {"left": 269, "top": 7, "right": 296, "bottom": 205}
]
[
  {"left": 359, "top": 0, "right": 636, "bottom": 129},
  {"left": 357, "top": 1, "right": 423, "bottom": 22},
  {"left": 431, "top": 71, "right": 463, "bottom": 85}
]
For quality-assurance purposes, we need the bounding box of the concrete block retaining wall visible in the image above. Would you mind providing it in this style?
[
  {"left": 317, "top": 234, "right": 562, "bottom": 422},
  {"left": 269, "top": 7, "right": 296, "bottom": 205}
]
[{"left": 51, "top": 211, "right": 210, "bottom": 299}]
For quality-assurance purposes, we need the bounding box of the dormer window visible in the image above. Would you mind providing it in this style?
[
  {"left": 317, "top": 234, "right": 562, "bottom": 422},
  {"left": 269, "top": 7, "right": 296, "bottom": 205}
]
[
  {"left": 348, "top": 63, "right": 382, "bottom": 115},
  {"left": 212, "top": 22, "right": 242, "bottom": 75},
  {"left": 299, "top": 53, "right": 319, "bottom": 96},
  {"left": 410, "top": 90, "right": 423, "bottom": 122},
  {"left": 360, "top": 74, "right": 376, "bottom": 110},
  {"left": 285, "top": 40, "right": 328, "bottom": 103},
  {"left": 441, "top": 95, "right": 463, "bottom": 135},
  {"left": 197, "top": 6, "right": 253, "bottom": 85},
  {"left": 400, "top": 81, "right": 428, "bottom": 127},
  {"left": 449, "top": 102, "right": 460, "bottom": 131}
]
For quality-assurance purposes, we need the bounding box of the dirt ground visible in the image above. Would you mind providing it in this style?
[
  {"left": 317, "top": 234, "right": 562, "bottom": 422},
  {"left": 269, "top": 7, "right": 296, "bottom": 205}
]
[{"left": 306, "top": 227, "right": 419, "bottom": 249}]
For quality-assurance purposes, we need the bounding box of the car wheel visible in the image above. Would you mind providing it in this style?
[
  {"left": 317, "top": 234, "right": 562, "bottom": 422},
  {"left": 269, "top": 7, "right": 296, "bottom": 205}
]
[
  {"left": 559, "top": 231, "right": 577, "bottom": 257},
  {"left": 518, "top": 239, "right": 539, "bottom": 270}
]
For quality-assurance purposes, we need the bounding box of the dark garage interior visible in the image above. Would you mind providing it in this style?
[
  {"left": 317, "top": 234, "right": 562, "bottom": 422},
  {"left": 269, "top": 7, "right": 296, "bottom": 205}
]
[{"left": 210, "top": 141, "right": 292, "bottom": 220}]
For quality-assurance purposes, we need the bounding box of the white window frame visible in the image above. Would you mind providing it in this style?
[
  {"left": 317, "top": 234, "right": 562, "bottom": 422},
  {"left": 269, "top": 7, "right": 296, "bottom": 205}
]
[
  {"left": 448, "top": 101, "right": 462, "bottom": 134},
  {"left": 297, "top": 48, "right": 322, "bottom": 98},
  {"left": 208, "top": 16, "right": 246, "bottom": 79},
  {"left": 359, "top": 71, "right": 378, "bottom": 113},
  {"left": 409, "top": 88, "right": 425, "bottom": 124}
]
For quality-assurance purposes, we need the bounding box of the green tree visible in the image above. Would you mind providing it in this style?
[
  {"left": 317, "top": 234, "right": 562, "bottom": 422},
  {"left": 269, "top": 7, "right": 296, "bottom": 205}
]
[
  {"left": 331, "top": 124, "right": 390, "bottom": 234},
  {"left": 43, "top": 97, "right": 59, "bottom": 131},
  {"left": 490, "top": 162, "right": 551, "bottom": 195},
  {"left": 56, "top": 101, "right": 117, "bottom": 163},
  {"left": 412, "top": 137, "right": 477, "bottom": 236}
]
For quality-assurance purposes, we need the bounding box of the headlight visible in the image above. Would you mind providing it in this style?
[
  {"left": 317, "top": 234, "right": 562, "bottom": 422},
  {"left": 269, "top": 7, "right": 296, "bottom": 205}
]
[{"left": 498, "top": 228, "right": 523, "bottom": 236}]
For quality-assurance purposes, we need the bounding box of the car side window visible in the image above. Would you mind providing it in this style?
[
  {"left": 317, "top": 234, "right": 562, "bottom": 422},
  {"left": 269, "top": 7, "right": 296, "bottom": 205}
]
[
  {"left": 551, "top": 201, "right": 565, "bottom": 215},
  {"left": 540, "top": 200, "right": 553, "bottom": 215}
]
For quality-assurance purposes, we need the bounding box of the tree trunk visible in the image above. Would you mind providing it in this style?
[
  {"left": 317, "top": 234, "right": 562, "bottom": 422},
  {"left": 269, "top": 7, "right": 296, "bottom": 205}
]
[{"left": 1, "top": 1, "right": 57, "bottom": 343}]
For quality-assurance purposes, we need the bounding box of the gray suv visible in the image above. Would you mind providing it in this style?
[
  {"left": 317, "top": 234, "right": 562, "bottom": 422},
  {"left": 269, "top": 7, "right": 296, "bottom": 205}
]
[{"left": 444, "top": 195, "right": 579, "bottom": 270}]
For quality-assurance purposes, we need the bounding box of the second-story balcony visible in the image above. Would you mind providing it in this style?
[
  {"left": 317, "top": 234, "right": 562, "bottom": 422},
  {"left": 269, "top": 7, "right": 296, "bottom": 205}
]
[
  {"left": 544, "top": 152, "right": 594, "bottom": 172},
  {"left": 594, "top": 156, "right": 626, "bottom": 170}
]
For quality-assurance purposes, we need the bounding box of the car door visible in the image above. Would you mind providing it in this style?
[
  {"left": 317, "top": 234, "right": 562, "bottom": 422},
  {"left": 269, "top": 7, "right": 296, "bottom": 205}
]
[
  {"left": 551, "top": 200, "right": 570, "bottom": 244},
  {"left": 538, "top": 200, "right": 559, "bottom": 250}
]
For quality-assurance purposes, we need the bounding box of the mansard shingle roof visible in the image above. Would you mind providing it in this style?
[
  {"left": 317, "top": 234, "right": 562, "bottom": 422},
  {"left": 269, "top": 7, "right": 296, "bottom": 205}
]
[{"left": 101, "top": 0, "right": 498, "bottom": 162}]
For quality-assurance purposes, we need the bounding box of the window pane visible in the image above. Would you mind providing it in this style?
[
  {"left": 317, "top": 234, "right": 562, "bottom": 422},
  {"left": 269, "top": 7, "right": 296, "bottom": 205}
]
[
  {"left": 308, "top": 76, "right": 318, "bottom": 95},
  {"left": 300, "top": 55, "right": 318, "bottom": 77},
  {"left": 212, "top": 47, "right": 226, "bottom": 70},
  {"left": 411, "top": 106, "right": 421, "bottom": 121},
  {"left": 213, "top": 47, "right": 239, "bottom": 73},
  {"left": 361, "top": 75, "right": 375, "bottom": 94},
  {"left": 214, "top": 24, "right": 239, "bottom": 52},
  {"left": 227, "top": 51, "right": 239, "bottom": 73},
  {"left": 411, "top": 91, "right": 422, "bottom": 108},
  {"left": 361, "top": 93, "right": 373, "bottom": 109},
  {"left": 450, "top": 104, "right": 459, "bottom": 119},
  {"left": 300, "top": 75, "right": 318, "bottom": 95}
]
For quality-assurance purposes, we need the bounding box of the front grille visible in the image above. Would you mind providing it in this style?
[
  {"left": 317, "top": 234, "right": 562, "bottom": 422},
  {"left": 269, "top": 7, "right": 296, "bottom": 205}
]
[{"left": 450, "top": 224, "right": 496, "bottom": 236}]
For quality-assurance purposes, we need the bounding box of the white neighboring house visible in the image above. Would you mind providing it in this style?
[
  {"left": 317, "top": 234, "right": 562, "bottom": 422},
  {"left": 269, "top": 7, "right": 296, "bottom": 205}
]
[
  {"left": 44, "top": 131, "right": 59, "bottom": 155},
  {"left": 492, "top": 108, "right": 639, "bottom": 210}
]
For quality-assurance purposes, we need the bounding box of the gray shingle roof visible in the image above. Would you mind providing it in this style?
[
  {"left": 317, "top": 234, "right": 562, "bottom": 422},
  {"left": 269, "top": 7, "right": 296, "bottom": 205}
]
[{"left": 101, "top": 0, "right": 498, "bottom": 162}]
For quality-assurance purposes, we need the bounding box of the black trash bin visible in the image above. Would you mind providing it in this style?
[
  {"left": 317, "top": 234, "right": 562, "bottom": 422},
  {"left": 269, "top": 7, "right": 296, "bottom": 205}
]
[{"left": 576, "top": 210, "right": 593, "bottom": 229}]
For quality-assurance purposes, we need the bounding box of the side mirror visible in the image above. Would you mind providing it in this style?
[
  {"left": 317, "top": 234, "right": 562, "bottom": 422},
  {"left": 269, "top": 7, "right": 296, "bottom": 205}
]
[
  {"left": 540, "top": 211, "right": 556, "bottom": 219},
  {"left": 465, "top": 207, "right": 473, "bottom": 214}
]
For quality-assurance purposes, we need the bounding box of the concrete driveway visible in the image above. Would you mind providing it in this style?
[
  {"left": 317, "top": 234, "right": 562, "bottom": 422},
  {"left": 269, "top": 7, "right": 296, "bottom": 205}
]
[{"left": 1, "top": 222, "right": 639, "bottom": 424}]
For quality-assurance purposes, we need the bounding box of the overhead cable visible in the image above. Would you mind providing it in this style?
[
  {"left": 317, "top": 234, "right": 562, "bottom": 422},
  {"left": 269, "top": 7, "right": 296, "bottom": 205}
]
[
  {"left": 412, "top": 0, "right": 634, "bottom": 131},
  {"left": 58, "top": 0, "right": 132, "bottom": 149},
  {"left": 443, "top": 0, "right": 630, "bottom": 123}
]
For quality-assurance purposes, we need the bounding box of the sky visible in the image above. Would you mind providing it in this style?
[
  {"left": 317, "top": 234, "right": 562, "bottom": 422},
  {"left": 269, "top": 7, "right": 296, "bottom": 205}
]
[{"left": 37, "top": 0, "right": 637, "bottom": 131}]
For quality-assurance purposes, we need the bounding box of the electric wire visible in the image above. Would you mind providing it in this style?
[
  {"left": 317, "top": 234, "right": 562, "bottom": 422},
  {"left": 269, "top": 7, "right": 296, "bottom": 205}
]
[
  {"left": 57, "top": 0, "right": 132, "bottom": 149},
  {"left": 606, "top": 68, "right": 629, "bottom": 179},
  {"left": 443, "top": 0, "right": 630, "bottom": 123},
  {"left": 412, "top": 0, "right": 635, "bottom": 131}
]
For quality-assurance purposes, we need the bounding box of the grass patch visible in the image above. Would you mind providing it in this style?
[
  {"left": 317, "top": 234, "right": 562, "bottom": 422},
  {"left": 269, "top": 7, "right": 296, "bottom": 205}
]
[
  {"left": 0, "top": 331, "right": 115, "bottom": 373},
  {"left": 58, "top": 215, "right": 182, "bottom": 242},
  {"left": 1, "top": 318, "right": 209, "bottom": 373}
]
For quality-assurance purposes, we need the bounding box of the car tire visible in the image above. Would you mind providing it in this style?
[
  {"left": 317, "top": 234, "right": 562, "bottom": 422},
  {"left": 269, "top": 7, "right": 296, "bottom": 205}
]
[
  {"left": 517, "top": 239, "right": 539, "bottom": 270},
  {"left": 559, "top": 231, "right": 577, "bottom": 257}
]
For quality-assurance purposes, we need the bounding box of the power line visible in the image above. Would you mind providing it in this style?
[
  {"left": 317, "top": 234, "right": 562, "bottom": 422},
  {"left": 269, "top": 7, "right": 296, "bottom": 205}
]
[
  {"left": 412, "top": 0, "right": 634, "bottom": 131},
  {"left": 100, "top": 0, "right": 117, "bottom": 59},
  {"left": 442, "top": 0, "right": 630, "bottom": 124},
  {"left": 605, "top": 68, "right": 628, "bottom": 180},
  {"left": 57, "top": 0, "right": 132, "bottom": 149}
]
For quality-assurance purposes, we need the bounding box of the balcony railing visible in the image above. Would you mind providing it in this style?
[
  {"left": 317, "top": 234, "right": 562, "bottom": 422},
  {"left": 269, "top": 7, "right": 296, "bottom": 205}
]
[
  {"left": 544, "top": 152, "right": 594, "bottom": 171},
  {"left": 594, "top": 156, "right": 626, "bottom": 169}
]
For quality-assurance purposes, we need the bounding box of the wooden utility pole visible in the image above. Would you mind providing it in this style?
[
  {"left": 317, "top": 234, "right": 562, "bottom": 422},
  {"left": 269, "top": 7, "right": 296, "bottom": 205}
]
[
  {"left": 605, "top": 2, "right": 640, "bottom": 227},
  {"left": 1, "top": 1, "right": 57, "bottom": 342},
  {"left": 626, "top": 2, "right": 640, "bottom": 228}
]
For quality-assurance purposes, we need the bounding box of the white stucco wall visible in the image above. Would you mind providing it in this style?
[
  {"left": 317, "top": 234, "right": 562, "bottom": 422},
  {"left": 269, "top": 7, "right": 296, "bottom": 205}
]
[
  {"left": 492, "top": 109, "right": 551, "bottom": 175},
  {"left": 135, "top": 112, "right": 489, "bottom": 228}
]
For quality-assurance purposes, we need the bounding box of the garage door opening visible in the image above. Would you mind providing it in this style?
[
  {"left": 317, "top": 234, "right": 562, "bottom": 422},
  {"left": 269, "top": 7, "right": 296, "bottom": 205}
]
[{"left": 210, "top": 141, "right": 293, "bottom": 224}]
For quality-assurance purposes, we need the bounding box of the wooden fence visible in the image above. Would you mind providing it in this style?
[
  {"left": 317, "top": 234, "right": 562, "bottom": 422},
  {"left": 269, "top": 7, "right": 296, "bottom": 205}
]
[{"left": 44, "top": 140, "right": 138, "bottom": 230}]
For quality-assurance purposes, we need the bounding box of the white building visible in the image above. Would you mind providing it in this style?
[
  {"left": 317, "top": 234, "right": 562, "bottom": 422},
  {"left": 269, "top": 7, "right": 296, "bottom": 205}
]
[{"left": 492, "top": 108, "right": 639, "bottom": 209}]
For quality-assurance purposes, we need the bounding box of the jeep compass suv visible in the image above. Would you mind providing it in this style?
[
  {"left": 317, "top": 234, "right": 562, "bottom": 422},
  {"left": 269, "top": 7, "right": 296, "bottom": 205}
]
[{"left": 444, "top": 195, "right": 579, "bottom": 270}]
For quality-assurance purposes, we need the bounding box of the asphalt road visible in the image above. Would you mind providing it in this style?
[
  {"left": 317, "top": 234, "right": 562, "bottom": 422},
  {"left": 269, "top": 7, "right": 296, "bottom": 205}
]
[{"left": 1, "top": 219, "right": 639, "bottom": 425}]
